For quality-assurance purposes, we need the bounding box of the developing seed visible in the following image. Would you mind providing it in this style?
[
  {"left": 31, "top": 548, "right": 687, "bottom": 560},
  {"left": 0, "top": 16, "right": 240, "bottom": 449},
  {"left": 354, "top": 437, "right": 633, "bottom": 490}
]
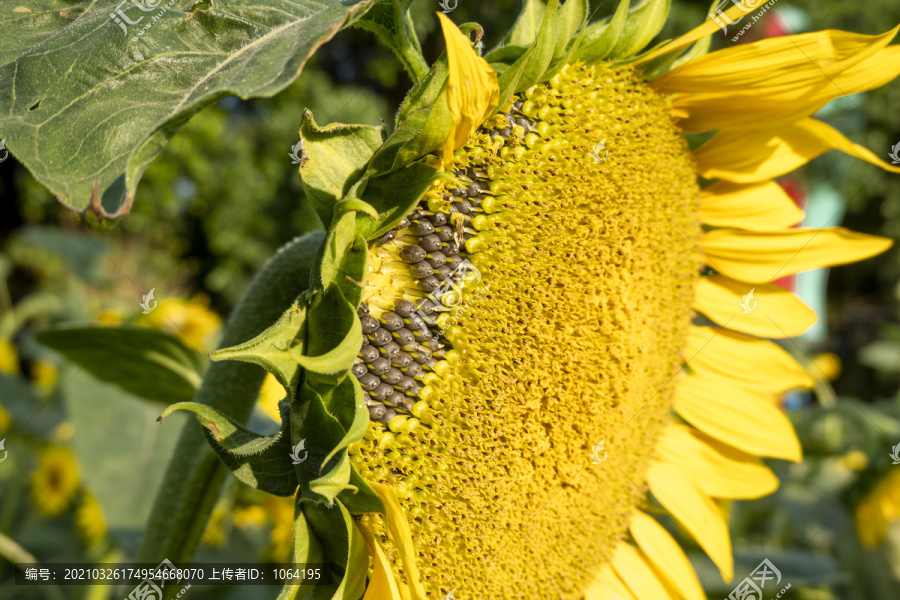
[
  {"left": 419, "top": 276, "right": 440, "bottom": 292},
  {"left": 368, "top": 328, "right": 393, "bottom": 347},
  {"left": 384, "top": 367, "right": 403, "bottom": 384},
  {"left": 394, "top": 299, "right": 416, "bottom": 317},
  {"left": 367, "top": 402, "right": 387, "bottom": 420},
  {"left": 372, "top": 383, "right": 393, "bottom": 401},
  {"left": 359, "top": 373, "right": 380, "bottom": 391},
  {"left": 360, "top": 345, "right": 379, "bottom": 363},
  {"left": 376, "top": 406, "right": 397, "bottom": 425},
  {"left": 409, "top": 220, "right": 434, "bottom": 236},
  {"left": 410, "top": 261, "right": 435, "bottom": 279},
  {"left": 419, "top": 234, "right": 442, "bottom": 252},
  {"left": 381, "top": 312, "right": 404, "bottom": 331},
  {"left": 360, "top": 314, "right": 379, "bottom": 334},
  {"left": 379, "top": 341, "right": 401, "bottom": 359},
  {"left": 400, "top": 245, "right": 426, "bottom": 263},
  {"left": 368, "top": 357, "right": 391, "bottom": 376}
]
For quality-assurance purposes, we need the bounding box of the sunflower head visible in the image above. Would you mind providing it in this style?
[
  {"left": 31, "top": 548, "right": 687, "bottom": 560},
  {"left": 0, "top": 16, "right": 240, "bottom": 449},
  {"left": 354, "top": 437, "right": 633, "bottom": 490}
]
[
  {"left": 30, "top": 445, "right": 80, "bottom": 517},
  {"left": 169, "top": 1, "right": 900, "bottom": 598}
]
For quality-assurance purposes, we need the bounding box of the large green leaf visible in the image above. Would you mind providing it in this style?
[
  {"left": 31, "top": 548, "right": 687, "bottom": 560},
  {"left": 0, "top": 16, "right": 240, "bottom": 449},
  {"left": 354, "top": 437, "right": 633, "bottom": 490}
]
[
  {"left": 36, "top": 326, "right": 206, "bottom": 404},
  {"left": 0, "top": 0, "right": 374, "bottom": 219}
]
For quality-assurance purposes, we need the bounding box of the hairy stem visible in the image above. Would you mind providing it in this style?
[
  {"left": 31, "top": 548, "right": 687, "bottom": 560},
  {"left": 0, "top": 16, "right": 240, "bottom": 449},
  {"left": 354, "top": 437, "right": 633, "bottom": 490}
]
[{"left": 136, "top": 231, "right": 325, "bottom": 576}]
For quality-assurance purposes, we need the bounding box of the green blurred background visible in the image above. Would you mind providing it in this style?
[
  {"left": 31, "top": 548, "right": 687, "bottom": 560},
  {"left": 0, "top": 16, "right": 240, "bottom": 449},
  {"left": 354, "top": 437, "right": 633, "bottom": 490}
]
[{"left": 2, "top": 0, "right": 900, "bottom": 598}]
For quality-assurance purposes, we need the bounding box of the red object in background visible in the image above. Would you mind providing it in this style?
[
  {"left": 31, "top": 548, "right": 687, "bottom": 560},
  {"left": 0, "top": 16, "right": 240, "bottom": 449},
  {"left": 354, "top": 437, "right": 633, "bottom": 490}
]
[
  {"left": 761, "top": 10, "right": 792, "bottom": 38},
  {"left": 734, "top": 8, "right": 794, "bottom": 44},
  {"left": 771, "top": 178, "right": 805, "bottom": 292}
]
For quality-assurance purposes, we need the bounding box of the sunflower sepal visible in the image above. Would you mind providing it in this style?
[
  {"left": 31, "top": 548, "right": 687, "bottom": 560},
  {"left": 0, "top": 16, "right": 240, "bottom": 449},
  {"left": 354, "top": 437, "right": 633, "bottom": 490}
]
[
  {"left": 367, "top": 55, "right": 453, "bottom": 177},
  {"left": 304, "top": 501, "right": 369, "bottom": 600},
  {"left": 356, "top": 162, "right": 440, "bottom": 240},
  {"left": 156, "top": 400, "right": 299, "bottom": 497},
  {"left": 512, "top": 0, "right": 558, "bottom": 93},
  {"left": 340, "top": 467, "right": 387, "bottom": 514},
  {"left": 571, "top": 0, "right": 630, "bottom": 63},
  {"left": 292, "top": 378, "right": 364, "bottom": 505},
  {"left": 608, "top": 0, "right": 670, "bottom": 59},
  {"left": 554, "top": 0, "right": 589, "bottom": 57},
  {"left": 299, "top": 111, "right": 385, "bottom": 230},
  {"left": 275, "top": 499, "right": 325, "bottom": 600},
  {"left": 208, "top": 296, "right": 309, "bottom": 395}
]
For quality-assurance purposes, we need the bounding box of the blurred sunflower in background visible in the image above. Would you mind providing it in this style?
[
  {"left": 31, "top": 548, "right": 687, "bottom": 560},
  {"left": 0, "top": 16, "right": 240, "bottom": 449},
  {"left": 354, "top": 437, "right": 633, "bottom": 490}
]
[
  {"left": 29, "top": 446, "right": 79, "bottom": 518},
  {"left": 321, "top": 3, "right": 900, "bottom": 598}
]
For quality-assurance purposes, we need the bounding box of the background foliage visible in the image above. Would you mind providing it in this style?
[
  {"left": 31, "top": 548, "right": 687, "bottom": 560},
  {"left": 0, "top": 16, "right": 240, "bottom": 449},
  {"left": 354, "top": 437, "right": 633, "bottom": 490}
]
[{"left": 1, "top": 0, "right": 900, "bottom": 598}]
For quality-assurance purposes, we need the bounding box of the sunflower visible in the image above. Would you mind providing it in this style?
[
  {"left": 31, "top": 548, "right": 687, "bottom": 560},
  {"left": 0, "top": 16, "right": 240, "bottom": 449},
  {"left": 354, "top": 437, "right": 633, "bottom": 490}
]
[
  {"left": 75, "top": 489, "right": 108, "bottom": 546},
  {"left": 857, "top": 467, "right": 900, "bottom": 548},
  {"left": 30, "top": 445, "right": 79, "bottom": 517},
  {"left": 173, "top": 1, "right": 900, "bottom": 598},
  {"left": 137, "top": 295, "right": 222, "bottom": 351}
]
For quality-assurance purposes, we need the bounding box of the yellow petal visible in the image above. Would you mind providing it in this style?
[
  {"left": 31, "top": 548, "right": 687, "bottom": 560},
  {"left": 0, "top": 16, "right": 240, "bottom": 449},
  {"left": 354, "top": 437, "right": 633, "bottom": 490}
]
[
  {"left": 656, "top": 28, "right": 900, "bottom": 133},
  {"left": 699, "top": 180, "right": 803, "bottom": 232},
  {"left": 370, "top": 483, "right": 426, "bottom": 600},
  {"left": 629, "top": 510, "right": 705, "bottom": 600},
  {"left": 694, "top": 117, "right": 900, "bottom": 183},
  {"left": 438, "top": 13, "right": 500, "bottom": 164},
  {"left": 699, "top": 227, "right": 892, "bottom": 284},
  {"left": 612, "top": 542, "right": 676, "bottom": 600},
  {"left": 638, "top": 2, "right": 756, "bottom": 65},
  {"left": 672, "top": 374, "right": 802, "bottom": 462},
  {"left": 657, "top": 424, "right": 779, "bottom": 499},
  {"left": 357, "top": 521, "right": 402, "bottom": 600},
  {"left": 693, "top": 276, "right": 817, "bottom": 338},
  {"left": 647, "top": 462, "right": 733, "bottom": 582},
  {"left": 684, "top": 326, "right": 813, "bottom": 395},
  {"left": 585, "top": 565, "right": 638, "bottom": 600}
]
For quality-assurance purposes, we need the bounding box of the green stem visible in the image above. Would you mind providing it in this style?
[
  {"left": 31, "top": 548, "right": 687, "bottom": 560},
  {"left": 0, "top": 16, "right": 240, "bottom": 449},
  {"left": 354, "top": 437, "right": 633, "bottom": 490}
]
[{"left": 136, "top": 232, "right": 324, "bottom": 579}]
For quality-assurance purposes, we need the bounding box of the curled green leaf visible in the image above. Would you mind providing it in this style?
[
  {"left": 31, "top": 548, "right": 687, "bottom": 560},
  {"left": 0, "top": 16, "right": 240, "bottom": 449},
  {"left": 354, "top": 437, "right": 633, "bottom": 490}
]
[
  {"left": 289, "top": 300, "right": 362, "bottom": 375},
  {"left": 159, "top": 401, "right": 298, "bottom": 497},
  {"left": 209, "top": 298, "right": 308, "bottom": 395}
]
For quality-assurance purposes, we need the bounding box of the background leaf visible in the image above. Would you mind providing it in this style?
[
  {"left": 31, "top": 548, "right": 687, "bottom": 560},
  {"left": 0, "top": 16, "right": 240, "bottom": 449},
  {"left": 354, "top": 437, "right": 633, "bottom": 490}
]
[
  {"left": 65, "top": 374, "right": 187, "bottom": 554},
  {"left": 0, "top": 0, "right": 374, "bottom": 219},
  {"left": 36, "top": 326, "right": 206, "bottom": 404}
]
